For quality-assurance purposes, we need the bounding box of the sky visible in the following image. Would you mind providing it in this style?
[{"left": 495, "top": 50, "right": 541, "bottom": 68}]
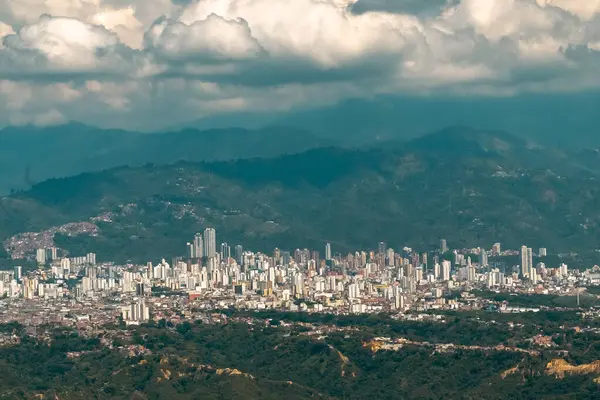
[{"left": 0, "top": 0, "right": 599, "bottom": 131}]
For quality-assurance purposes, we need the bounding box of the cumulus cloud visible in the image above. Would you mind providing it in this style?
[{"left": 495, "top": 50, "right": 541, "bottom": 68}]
[
  {"left": 0, "top": 15, "right": 134, "bottom": 79},
  {"left": 0, "top": 0, "right": 598, "bottom": 129},
  {"left": 145, "top": 14, "right": 265, "bottom": 61}
]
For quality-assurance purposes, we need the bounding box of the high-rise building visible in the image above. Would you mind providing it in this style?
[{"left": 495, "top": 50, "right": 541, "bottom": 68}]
[
  {"left": 455, "top": 252, "right": 465, "bottom": 266},
  {"left": 520, "top": 245, "right": 528, "bottom": 277},
  {"left": 415, "top": 266, "right": 423, "bottom": 281},
  {"left": 48, "top": 247, "right": 58, "bottom": 261},
  {"left": 530, "top": 267, "right": 538, "bottom": 283},
  {"left": 123, "top": 298, "right": 150, "bottom": 324},
  {"left": 282, "top": 251, "right": 291, "bottom": 266},
  {"left": 136, "top": 283, "right": 145, "bottom": 296},
  {"left": 480, "top": 249, "right": 488, "bottom": 267},
  {"left": 539, "top": 248, "right": 547, "bottom": 257},
  {"left": 235, "top": 245, "right": 243, "bottom": 263},
  {"left": 293, "top": 249, "right": 303, "bottom": 264},
  {"left": 492, "top": 243, "right": 501, "bottom": 255},
  {"left": 221, "top": 243, "right": 231, "bottom": 260},
  {"left": 440, "top": 239, "right": 448, "bottom": 253},
  {"left": 273, "top": 248, "right": 281, "bottom": 263},
  {"left": 386, "top": 248, "right": 395, "bottom": 266},
  {"left": 559, "top": 263, "right": 568, "bottom": 276},
  {"left": 311, "top": 251, "right": 320, "bottom": 265},
  {"left": 520, "top": 246, "right": 533, "bottom": 278},
  {"left": 203, "top": 228, "right": 216, "bottom": 258},
  {"left": 325, "top": 243, "right": 332, "bottom": 261},
  {"left": 192, "top": 233, "right": 204, "bottom": 258},
  {"left": 487, "top": 268, "right": 504, "bottom": 287},
  {"left": 347, "top": 283, "right": 360, "bottom": 299},
  {"left": 441, "top": 260, "right": 451, "bottom": 281},
  {"left": 14, "top": 266, "right": 22, "bottom": 281},
  {"left": 467, "top": 265, "right": 476, "bottom": 281},
  {"left": 378, "top": 242, "right": 387, "bottom": 255},
  {"left": 36, "top": 248, "right": 46, "bottom": 265},
  {"left": 85, "top": 265, "right": 98, "bottom": 281},
  {"left": 86, "top": 253, "right": 96, "bottom": 265}
]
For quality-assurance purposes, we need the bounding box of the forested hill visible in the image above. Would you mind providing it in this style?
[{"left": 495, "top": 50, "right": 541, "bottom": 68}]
[{"left": 2, "top": 127, "right": 600, "bottom": 262}]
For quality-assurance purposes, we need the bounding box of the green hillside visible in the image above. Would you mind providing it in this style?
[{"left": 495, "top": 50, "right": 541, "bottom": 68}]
[
  {"left": 2, "top": 128, "right": 600, "bottom": 262},
  {"left": 1, "top": 313, "right": 600, "bottom": 399}
]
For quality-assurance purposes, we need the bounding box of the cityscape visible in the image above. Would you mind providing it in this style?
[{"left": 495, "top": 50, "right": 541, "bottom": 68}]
[
  {"left": 2, "top": 0, "right": 600, "bottom": 397},
  {"left": 1, "top": 228, "right": 599, "bottom": 329}
]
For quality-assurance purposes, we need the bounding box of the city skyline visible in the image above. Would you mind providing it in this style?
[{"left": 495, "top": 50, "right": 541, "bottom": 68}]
[{"left": 2, "top": 225, "right": 577, "bottom": 307}]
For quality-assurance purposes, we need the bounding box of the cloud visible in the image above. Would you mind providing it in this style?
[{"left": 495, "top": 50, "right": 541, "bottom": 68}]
[
  {"left": 0, "top": 15, "right": 134, "bottom": 80},
  {"left": 0, "top": 0, "right": 597, "bottom": 129},
  {"left": 145, "top": 14, "right": 265, "bottom": 61}
]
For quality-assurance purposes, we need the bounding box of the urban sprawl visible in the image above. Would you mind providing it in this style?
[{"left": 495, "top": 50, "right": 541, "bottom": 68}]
[{"left": 1, "top": 230, "right": 600, "bottom": 331}]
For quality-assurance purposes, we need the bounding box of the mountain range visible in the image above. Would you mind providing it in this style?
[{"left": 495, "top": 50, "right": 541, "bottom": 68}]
[
  {"left": 180, "top": 92, "right": 600, "bottom": 147},
  {"left": 2, "top": 126, "right": 600, "bottom": 263},
  {"left": 4, "top": 90, "right": 600, "bottom": 196},
  {"left": 0, "top": 124, "right": 328, "bottom": 195}
]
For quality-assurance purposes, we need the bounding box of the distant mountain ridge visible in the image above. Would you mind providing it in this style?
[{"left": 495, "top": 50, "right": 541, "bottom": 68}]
[
  {"left": 180, "top": 92, "right": 600, "bottom": 148},
  {"left": 0, "top": 124, "right": 329, "bottom": 195},
  {"left": 2, "top": 127, "right": 600, "bottom": 263}
]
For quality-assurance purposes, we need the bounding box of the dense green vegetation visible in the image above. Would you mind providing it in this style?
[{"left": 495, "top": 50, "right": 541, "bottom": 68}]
[
  {"left": 475, "top": 291, "right": 600, "bottom": 308},
  {"left": 2, "top": 312, "right": 600, "bottom": 399},
  {"left": 218, "top": 310, "right": 600, "bottom": 363},
  {"left": 4, "top": 128, "right": 600, "bottom": 262}
]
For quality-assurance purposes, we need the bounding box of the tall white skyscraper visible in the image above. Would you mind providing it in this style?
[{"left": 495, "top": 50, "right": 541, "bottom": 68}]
[
  {"left": 36, "top": 248, "right": 46, "bottom": 265},
  {"left": 325, "top": 243, "right": 332, "bottom": 260},
  {"left": 192, "top": 233, "right": 204, "bottom": 258},
  {"left": 480, "top": 249, "right": 488, "bottom": 267},
  {"left": 347, "top": 283, "right": 360, "bottom": 299},
  {"left": 203, "top": 228, "right": 216, "bottom": 258},
  {"left": 387, "top": 248, "right": 396, "bottom": 266},
  {"left": 440, "top": 239, "right": 448, "bottom": 253},
  {"left": 467, "top": 265, "right": 476, "bottom": 282},
  {"left": 86, "top": 253, "right": 96, "bottom": 265},
  {"left": 527, "top": 247, "right": 533, "bottom": 277},
  {"left": 520, "top": 245, "right": 533, "bottom": 278},
  {"left": 441, "top": 260, "right": 451, "bottom": 281},
  {"left": 520, "top": 245, "right": 528, "bottom": 277},
  {"left": 221, "top": 243, "right": 230, "bottom": 260}
]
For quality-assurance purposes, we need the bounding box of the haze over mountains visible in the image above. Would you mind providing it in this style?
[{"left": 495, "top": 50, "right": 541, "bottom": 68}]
[
  {"left": 3, "top": 88, "right": 600, "bottom": 196},
  {"left": 183, "top": 92, "right": 600, "bottom": 147},
  {"left": 3, "top": 126, "right": 600, "bottom": 263},
  {"left": 0, "top": 124, "right": 329, "bottom": 195}
]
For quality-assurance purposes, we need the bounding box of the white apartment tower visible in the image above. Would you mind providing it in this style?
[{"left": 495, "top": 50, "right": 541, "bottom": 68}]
[
  {"left": 203, "top": 228, "right": 216, "bottom": 258},
  {"left": 325, "top": 243, "right": 332, "bottom": 261}
]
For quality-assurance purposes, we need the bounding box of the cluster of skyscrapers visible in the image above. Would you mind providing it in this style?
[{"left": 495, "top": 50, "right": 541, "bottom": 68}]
[
  {"left": 187, "top": 228, "right": 216, "bottom": 259},
  {"left": 520, "top": 246, "right": 551, "bottom": 282},
  {"left": 35, "top": 247, "right": 58, "bottom": 265},
  {"left": 0, "top": 227, "right": 581, "bottom": 322}
]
